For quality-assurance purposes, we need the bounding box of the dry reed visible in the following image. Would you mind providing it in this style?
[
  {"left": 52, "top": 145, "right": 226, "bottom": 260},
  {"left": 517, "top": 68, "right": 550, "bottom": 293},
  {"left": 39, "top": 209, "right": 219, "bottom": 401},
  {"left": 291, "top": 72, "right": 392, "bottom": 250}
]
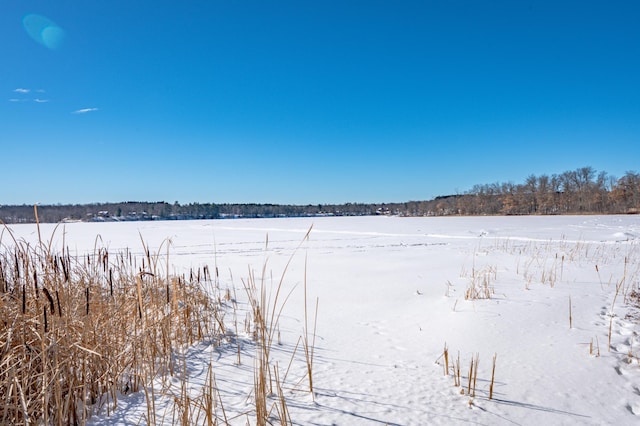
[{"left": 0, "top": 221, "right": 219, "bottom": 425}]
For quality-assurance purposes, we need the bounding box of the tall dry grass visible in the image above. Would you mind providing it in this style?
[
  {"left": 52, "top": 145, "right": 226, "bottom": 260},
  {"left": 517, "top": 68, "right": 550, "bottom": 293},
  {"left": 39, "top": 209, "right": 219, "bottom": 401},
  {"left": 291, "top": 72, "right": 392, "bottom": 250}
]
[
  {"left": 0, "top": 222, "right": 220, "bottom": 425},
  {"left": 241, "top": 226, "right": 316, "bottom": 425}
]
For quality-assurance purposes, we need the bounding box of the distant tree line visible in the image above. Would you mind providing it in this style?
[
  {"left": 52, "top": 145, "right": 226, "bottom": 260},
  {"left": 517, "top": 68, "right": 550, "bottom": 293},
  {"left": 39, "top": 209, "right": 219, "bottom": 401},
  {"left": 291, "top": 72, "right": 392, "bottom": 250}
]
[
  {"left": 0, "top": 201, "right": 383, "bottom": 224},
  {"left": 1, "top": 167, "right": 638, "bottom": 224},
  {"left": 392, "top": 167, "right": 640, "bottom": 216},
  {"left": 451, "top": 167, "right": 640, "bottom": 216}
]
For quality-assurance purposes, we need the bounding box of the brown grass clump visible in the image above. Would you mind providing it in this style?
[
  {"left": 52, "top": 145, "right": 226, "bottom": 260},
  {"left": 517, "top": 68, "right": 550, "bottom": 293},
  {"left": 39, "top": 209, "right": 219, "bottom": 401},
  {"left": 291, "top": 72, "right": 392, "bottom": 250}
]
[
  {"left": 438, "top": 344, "right": 497, "bottom": 403},
  {"left": 464, "top": 265, "right": 496, "bottom": 300},
  {"left": 0, "top": 225, "right": 219, "bottom": 425}
]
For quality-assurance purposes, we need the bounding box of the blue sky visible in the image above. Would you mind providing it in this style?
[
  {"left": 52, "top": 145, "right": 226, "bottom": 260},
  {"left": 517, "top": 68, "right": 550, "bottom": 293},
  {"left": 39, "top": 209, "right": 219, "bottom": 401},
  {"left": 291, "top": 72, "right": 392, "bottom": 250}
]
[{"left": 2, "top": 1, "right": 639, "bottom": 205}]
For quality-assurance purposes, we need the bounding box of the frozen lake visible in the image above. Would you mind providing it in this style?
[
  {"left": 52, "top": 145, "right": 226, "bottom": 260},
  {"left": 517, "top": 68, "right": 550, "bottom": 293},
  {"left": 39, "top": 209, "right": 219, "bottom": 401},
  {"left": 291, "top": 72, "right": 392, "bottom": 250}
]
[{"left": 5, "top": 215, "right": 640, "bottom": 425}]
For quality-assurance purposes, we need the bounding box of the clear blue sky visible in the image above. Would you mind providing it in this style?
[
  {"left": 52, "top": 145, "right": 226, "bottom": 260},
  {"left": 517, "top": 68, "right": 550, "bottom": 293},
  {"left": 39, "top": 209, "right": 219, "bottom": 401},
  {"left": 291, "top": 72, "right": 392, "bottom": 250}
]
[{"left": 2, "top": 1, "right": 639, "bottom": 205}]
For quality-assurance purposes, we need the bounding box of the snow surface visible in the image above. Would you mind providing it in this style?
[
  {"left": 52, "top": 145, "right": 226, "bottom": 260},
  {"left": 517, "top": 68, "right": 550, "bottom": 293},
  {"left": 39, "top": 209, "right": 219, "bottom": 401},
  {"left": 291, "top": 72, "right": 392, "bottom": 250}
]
[{"left": 5, "top": 215, "right": 640, "bottom": 425}]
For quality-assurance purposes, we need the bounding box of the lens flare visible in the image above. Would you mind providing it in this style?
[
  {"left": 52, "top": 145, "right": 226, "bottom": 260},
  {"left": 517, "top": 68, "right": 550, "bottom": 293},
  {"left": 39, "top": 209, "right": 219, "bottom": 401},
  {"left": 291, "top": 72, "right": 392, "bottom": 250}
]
[{"left": 23, "top": 14, "right": 65, "bottom": 50}]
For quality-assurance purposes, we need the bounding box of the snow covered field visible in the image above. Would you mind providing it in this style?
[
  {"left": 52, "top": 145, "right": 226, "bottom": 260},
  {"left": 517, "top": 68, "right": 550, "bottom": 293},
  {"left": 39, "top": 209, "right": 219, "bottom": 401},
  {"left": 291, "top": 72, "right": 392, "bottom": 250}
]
[{"left": 7, "top": 215, "right": 640, "bottom": 425}]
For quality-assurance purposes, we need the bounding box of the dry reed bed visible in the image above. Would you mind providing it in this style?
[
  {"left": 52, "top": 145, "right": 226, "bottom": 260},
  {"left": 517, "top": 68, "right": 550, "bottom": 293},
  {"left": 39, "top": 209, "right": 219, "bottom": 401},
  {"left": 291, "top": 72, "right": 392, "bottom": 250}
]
[
  {"left": 0, "top": 227, "right": 220, "bottom": 425},
  {"left": 0, "top": 220, "right": 316, "bottom": 425}
]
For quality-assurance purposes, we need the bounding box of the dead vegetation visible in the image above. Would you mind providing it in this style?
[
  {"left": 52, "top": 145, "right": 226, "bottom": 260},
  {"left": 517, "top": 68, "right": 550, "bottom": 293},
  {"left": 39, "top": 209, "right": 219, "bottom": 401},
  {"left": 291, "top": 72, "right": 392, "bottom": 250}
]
[
  {"left": 0, "top": 223, "right": 219, "bottom": 425},
  {"left": 0, "top": 216, "right": 317, "bottom": 425}
]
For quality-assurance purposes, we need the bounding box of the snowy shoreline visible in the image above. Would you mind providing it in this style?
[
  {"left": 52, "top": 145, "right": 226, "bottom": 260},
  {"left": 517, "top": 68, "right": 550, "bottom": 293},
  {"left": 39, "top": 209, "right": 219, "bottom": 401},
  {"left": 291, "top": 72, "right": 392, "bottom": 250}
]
[{"left": 4, "top": 215, "right": 640, "bottom": 424}]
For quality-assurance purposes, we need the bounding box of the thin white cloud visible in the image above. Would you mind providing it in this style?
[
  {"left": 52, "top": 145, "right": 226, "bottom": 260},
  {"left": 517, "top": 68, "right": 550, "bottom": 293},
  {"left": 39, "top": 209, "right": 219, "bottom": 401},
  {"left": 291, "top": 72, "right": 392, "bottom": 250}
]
[
  {"left": 14, "top": 88, "right": 30, "bottom": 93},
  {"left": 9, "top": 98, "right": 20, "bottom": 102},
  {"left": 73, "top": 107, "right": 99, "bottom": 114},
  {"left": 34, "top": 98, "right": 49, "bottom": 103}
]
